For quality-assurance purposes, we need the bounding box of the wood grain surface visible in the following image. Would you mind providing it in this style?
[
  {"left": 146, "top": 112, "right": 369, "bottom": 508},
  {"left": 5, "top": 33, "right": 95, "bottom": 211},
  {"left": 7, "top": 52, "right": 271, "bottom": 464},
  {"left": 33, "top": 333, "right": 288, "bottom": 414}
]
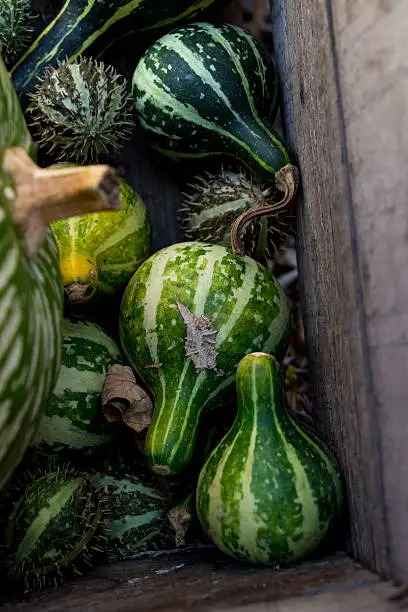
[
  {"left": 2, "top": 551, "right": 396, "bottom": 612},
  {"left": 270, "top": 0, "right": 408, "bottom": 583}
]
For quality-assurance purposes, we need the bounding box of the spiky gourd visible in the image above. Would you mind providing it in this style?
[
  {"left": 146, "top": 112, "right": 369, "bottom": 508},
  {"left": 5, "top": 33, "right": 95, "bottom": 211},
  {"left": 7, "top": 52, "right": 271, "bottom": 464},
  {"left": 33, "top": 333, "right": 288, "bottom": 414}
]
[
  {"left": 11, "top": 0, "right": 229, "bottom": 109},
  {"left": 29, "top": 58, "right": 134, "bottom": 163},
  {"left": 0, "top": 0, "right": 33, "bottom": 68},
  {"left": 51, "top": 176, "right": 152, "bottom": 305},
  {"left": 31, "top": 317, "right": 122, "bottom": 456},
  {"left": 119, "top": 241, "right": 291, "bottom": 476},
  {"left": 87, "top": 469, "right": 175, "bottom": 560},
  {"left": 196, "top": 352, "right": 343, "bottom": 566},
  {"left": 132, "top": 22, "right": 290, "bottom": 181},
  {"left": 6, "top": 467, "right": 103, "bottom": 587},
  {"left": 0, "top": 55, "right": 120, "bottom": 491},
  {"left": 180, "top": 168, "right": 293, "bottom": 258}
]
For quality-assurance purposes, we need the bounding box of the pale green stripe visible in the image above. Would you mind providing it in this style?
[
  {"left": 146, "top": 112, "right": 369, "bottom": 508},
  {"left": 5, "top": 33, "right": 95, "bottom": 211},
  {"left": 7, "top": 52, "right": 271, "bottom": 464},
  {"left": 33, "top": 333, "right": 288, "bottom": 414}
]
[
  {"left": 189, "top": 198, "right": 251, "bottom": 227},
  {"left": 266, "top": 366, "right": 320, "bottom": 557},
  {"left": 53, "top": 365, "right": 104, "bottom": 395},
  {"left": 94, "top": 208, "right": 146, "bottom": 258},
  {"left": 216, "top": 259, "right": 258, "bottom": 348},
  {"left": 61, "top": 319, "right": 121, "bottom": 359},
  {"left": 33, "top": 415, "right": 113, "bottom": 449},
  {"left": 15, "top": 477, "right": 83, "bottom": 563},
  {"left": 107, "top": 510, "right": 162, "bottom": 539},
  {"left": 168, "top": 370, "right": 207, "bottom": 465},
  {"left": 135, "top": 62, "right": 279, "bottom": 174},
  {"left": 88, "top": 474, "right": 166, "bottom": 501},
  {"left": 237, "top": 360, "right": 261, "bottom": 559}
]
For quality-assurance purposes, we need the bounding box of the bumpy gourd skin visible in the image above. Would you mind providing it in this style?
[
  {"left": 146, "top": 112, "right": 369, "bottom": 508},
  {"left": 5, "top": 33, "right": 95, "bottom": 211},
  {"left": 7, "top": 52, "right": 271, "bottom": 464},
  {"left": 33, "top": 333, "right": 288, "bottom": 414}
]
[
  {"left": 11, "top": 0, "right": 229, "bottom": 108},
  {"left": 0, "top": 57, "right": 63, "bottom": 491},
  {"left": 119, "top": 242, "right": 291, "bottom": 476},
  {"left": 196, "top": 353, "right": 344, "bottom": 565},
  {"left": 132, "top": 22, "right": 289, "bottom": 180}
]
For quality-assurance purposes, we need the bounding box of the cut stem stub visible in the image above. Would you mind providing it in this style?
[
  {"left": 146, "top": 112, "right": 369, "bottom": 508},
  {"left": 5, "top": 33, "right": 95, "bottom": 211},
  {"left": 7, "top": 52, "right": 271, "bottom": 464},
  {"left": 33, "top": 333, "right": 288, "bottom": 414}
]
[{"left": 3, "top": 147, "right": 120, "bottom": 256}]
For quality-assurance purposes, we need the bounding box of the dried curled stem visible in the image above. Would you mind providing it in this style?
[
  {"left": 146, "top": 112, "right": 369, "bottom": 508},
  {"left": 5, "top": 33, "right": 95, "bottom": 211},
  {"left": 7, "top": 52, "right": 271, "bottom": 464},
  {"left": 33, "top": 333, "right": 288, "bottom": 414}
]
[
  {"left": 3, "top": 147, "right": 120, "bottom": 256},
  {"left": 230, "top": 164, "right": 300, "bottom": 256}
]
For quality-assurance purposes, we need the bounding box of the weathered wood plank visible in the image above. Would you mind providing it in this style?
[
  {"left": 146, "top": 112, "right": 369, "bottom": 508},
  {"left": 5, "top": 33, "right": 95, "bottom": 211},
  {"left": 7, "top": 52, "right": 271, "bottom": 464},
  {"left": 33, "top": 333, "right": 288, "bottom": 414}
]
[
  {"left": 270, "top": 0, "right": 408, "bottom": 582},
  {"left": 2, "top": 551, "right": 393, "bottom": 612}
]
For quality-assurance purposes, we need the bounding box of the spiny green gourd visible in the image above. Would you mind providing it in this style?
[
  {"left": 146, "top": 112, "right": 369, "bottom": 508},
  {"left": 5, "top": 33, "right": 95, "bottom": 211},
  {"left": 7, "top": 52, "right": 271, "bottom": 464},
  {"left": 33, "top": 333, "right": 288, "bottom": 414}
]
[
  {"left": 6, "top": 466, "right": 103, "bottom": 587},
  {"left": 0, "top": 0, "right": 33, "bottom": 68},
  {"left": 51, "top": 176, "right": 152, "bottom": 305},
  {"left": 29, "top": 58, "right": 134, "bottom": 163},
  {"left": 196, "top": 352, "right": 344, "bottom": 566},
  {"left": 179, "top": 168, "right": 294, "bottom": 259},
  {"left": 119, "top": 241, "right": 291, "bottom": 477},
  {"left": 11, "top": 0, "right": 229, "bottom": 109},
  {"left": 87, "top": 468, "right": 175, "bottom": 560},
  {"left": 31, "top": 317, "right": 122, "bottom": 456},
  {"left": 132, "top": 22, "right": 291, "bottom": 181},
  {"left": 0, "top": 54, "right": 120, "bottom": 491}
]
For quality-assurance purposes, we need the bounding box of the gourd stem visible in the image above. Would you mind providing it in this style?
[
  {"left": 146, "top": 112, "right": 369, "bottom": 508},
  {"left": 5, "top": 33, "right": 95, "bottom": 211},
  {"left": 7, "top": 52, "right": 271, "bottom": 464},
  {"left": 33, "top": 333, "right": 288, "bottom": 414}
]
[
  {"left": 3, "top": 147, "right": 120, "bottom": 256},
  {"left": 230, "top": 164, "right": 300, "bottom": 256}
]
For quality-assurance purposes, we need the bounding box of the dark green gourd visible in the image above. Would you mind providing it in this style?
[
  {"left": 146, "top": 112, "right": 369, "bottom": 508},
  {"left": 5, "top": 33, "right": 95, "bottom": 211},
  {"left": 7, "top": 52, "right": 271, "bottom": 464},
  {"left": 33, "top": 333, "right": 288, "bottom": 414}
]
[
  {"left": 132, "top": 22, "right": 290, "bottom": 180},
  {"left": 196, "top": 352, "right": 343, "bottom": 565},
  {"left": 11, "top": 0, "right": 228, "bottom": 109}
]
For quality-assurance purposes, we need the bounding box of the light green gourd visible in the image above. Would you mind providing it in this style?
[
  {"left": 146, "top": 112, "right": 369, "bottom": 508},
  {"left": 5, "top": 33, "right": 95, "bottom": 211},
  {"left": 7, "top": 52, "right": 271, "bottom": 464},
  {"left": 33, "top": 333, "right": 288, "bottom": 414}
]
[{"left": 196, "top": 352, "right": 344, "bottom": 565}]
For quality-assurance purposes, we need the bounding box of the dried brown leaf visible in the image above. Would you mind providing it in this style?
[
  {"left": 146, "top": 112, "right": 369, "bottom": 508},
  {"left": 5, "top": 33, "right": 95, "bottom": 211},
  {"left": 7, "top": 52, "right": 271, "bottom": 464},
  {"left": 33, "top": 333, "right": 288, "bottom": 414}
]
[{"left": 102, "top": 364, "right": 153, "bottom": 433}]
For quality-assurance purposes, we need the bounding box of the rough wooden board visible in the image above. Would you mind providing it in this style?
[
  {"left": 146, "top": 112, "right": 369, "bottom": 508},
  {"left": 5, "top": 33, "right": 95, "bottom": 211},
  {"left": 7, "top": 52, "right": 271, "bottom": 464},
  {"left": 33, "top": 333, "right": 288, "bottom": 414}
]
[
  {"left": 228, "top": 581, "right": 397, "bottom": 612},
  {"left": 271, "top": 0, "right": 408, "bottom": 584},
  {"left": 2, "top": 552, "right": 394, "bottom": 612},
  {"left": 269, "top": 0, "right": 389, "bottom": 577},
  {"left": 330, "top": 0, "right": 408, "bottom": 584}
]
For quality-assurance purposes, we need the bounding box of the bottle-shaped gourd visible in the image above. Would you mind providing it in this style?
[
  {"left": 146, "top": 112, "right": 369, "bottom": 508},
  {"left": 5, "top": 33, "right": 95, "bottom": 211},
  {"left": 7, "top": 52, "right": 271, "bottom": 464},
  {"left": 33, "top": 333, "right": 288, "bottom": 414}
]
[
  {"left": 133, "top": 22, "right": 291, "bottom": 181},
  {"left": 119, "top": 242, "right": 291, "bottom": 476},
  {"left": 196, "top": 352, "right": 344, "bottom": 565}
]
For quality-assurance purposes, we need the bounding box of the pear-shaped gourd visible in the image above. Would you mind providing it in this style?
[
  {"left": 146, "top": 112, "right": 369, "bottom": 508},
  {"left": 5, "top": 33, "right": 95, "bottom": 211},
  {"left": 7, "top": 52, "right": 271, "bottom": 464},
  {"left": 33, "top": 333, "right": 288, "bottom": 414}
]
[
  {"left": 196, "top": 352, "right": 343, "bottom": 565},
  {"left": 11, "top": 0, "right": 229, "bottom": 108},
  {"left": 51, "top": 176, "right": 152, "bottom": 306},
  {"left": 0, "top": 55, "right": 120, "bottom": 491},
  {"left": 119, "top": 242, "right": 291, "bottom": 476},
  {"left": 132, "top": 22, "right": 291, "bottom": 181}
]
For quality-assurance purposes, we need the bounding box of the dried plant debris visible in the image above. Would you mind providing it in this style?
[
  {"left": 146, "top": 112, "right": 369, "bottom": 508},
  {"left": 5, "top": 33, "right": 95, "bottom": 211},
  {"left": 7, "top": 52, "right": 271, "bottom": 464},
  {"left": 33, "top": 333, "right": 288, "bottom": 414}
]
[
  {"left": 102, "top": 364, "right": 153, "bottom": 434},
  {"left": 176, "top": 302, "right": 221, "bottom": 373}
]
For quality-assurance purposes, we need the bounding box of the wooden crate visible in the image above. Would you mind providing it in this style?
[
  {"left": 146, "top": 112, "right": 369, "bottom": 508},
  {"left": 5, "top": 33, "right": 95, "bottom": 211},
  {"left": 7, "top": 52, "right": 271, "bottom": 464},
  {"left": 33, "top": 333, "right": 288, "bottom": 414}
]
[{"left": 5, "top": 0, "right": 408, "bottom": 609}]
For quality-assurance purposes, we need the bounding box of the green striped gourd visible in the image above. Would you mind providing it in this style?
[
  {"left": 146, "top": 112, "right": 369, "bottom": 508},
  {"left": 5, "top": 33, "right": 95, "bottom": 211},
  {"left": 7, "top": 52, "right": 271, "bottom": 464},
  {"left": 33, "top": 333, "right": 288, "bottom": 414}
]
[
  {"left": 87, "top": 469, "right": 174, "bottom": 559},
  {"left": 11, "top": 0, "right": 228, "bottom": 109},
  {"left": 196, "top": 352, "right": 343, "bottom": 565},
  {"left": 0, "top": 55, "right": 120, "bottom": 491},
  {"left": 6, "top": 467, "right": 103, "bottom": 587},
  {"left": 51, "top": 177, "right": 151, "bottom": 305},
  {"left": 0, "top": 57, "right": 62, "bottom": 492},
  {"left": 31, "top": 317, "right": 122, "bottom": 456},
  {"left": 119, "top": 241, "right": 291, "bottom": 476},
  {"left": 132, "top": 23, "right": 289, "bottom": 180}
]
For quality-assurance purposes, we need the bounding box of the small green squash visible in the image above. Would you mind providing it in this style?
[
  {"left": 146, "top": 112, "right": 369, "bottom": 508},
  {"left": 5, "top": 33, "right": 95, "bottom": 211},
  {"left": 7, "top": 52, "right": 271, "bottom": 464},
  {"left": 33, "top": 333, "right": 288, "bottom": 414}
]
[
  {"left": 196, "top": 352, "right": 344, "bottom": 566},
  {"left": 132, "top": 22, "right": 289, "bottom": 180},
  {"left": 51, "top": 177, "right": 152, "bottom": 305},
  {"left": 87, "top": 468, "right": 175, "bottom": 560},
  {"left": 11, "top": 0, "right": 229, "bottom": 109},
  {"left": 0, "top": 55, "right": 120, "bottom": 491},
  {"left": 119, "top": 241, "right": 291, "bottom": 477},
  {"left": 31, "top": 317, "right": 122, "bottom": 456},
  {"left": 6, "top": 467, "right": 103, "bottom": 587}
]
